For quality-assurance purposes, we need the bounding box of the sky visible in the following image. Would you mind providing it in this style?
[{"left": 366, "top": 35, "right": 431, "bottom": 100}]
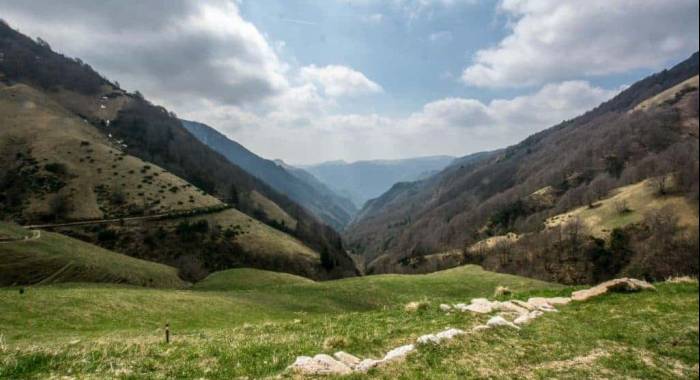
[{"left": 0, "top": 0, "right": 698, "bottom": 164}]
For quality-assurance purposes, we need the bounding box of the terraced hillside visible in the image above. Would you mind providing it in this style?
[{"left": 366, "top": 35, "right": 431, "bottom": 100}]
[{"left": 0, "top": 266, "right": 696, "bottom": 379}]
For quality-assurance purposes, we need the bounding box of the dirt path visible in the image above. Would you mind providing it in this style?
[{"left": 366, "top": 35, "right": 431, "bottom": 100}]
[{"left": 22, "top": 206, "right": 232, "bottom": 230}]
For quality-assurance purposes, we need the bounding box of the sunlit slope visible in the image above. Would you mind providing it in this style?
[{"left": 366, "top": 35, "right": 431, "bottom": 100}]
[
  {"left": 546, "top": 178, "right": 698, "bottom": 237},
  {"left": 0, "top": 83, "right": 221, "bottom": 222},
  {"left": 0, "top": 222, "right": 184, "bottom": 288}
]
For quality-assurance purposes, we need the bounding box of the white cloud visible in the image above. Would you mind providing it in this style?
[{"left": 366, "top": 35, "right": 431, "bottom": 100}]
[
  {"left": 462, "top": 0, "right": 699, "bottom": 87},
  {"left": 196, "top": 80, "right": 619, "bottom": 164},
  {"left": 300, "top": 65, "right": 383, "bottom": 97}
]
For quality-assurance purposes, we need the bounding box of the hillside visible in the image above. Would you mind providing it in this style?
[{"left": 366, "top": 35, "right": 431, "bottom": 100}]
[
  {"left": 302, "top": 155, "right": 455, "bottom": 208},
  {"left": 181, "top": 120, "right": 357, "bottom": 230},
  {"left": 1, "top": 266, "right": 696, "bottom": 378},
  {"left": 0, "top": 222, "right": 184, "bottom": 288},
  {"left": 346, "top": 52, "right": 700, "bottom": 281},
  {"left": 0, "top": 21, "right": 357, "bottom": 279}
]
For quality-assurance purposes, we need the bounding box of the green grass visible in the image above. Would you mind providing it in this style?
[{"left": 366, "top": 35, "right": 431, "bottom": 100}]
[
  {"left": 0, "top": 223, "right": 184, "bottom": 288},
  {"left": 1, "top": 265, "right": 696, "bottom": 379},
  {"left": 0, "top": 223, "right": 31, "bottom": 240},
  {"left": 194, "top": 268, "right": 314, "bottom": 291}
]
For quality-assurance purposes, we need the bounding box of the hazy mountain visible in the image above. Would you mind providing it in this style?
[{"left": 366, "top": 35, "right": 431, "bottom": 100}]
[
  {"left": 181, "top": 120, "right": 357, "bottom": 230},
  {"left": 302, "top": 156, "right": 455, "bottom": 208},
  {"left": 345, "top": 53, "right": 699, "bottom": 283}
]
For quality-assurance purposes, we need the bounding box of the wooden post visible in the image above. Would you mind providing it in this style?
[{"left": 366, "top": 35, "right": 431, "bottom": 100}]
[{"left": 165, "top": 323, "right": 170, "bottom": 343}]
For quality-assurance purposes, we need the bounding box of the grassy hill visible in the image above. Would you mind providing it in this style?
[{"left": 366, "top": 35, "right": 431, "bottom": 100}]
[
  {"left": 0, "top": 82, "right": 222, "bottom": 223},
  {"left": 1, "top": 266, "right": 697, "bottom": 379},
  {"left": 0, "top": 223, "right": 184, "bottom": 288}
]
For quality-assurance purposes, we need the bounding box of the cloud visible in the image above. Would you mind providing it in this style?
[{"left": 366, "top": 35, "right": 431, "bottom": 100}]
[
  {"left": 462, "top": 0, "right": 699, "bottom": 87},
  {"left": 200, "top": 80, "right": 618, "bottom": 164},
  {"left": 0, "top": 0, "right": 289, "bottom": 105},
  {"left": 300, "top": 65, "right": 383, "bottom": 97}
]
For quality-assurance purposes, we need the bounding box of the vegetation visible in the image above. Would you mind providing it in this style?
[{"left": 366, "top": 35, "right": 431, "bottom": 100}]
[
  {"left": 0, "top": 223, "right": 184, "bottom": 288},
  {"left": 0, "top": 266, "right": 697, "bottom": 379}
]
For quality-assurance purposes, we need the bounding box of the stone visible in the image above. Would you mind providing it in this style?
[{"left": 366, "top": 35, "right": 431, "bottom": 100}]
[
  {"left": 572, "top": 278, "right": 655, "bottom": 301},
  {"left": 472, "top": 325, "right": 491, "bottom": 332},
  {"left": 486, "top": 315, "right": 520, "bottom": 330},
  {"left": 496, "top": 301, "right": 530, "bottom": 315},
  {"left": 417, "top": 334, "right": 441, "bottom": 345},
  {"left": 288, "top": 354, "right": 353, "bottom": 375},
  {"left": 545, "top": 297, "right": 572, "bottom": 305},
  {"left": 511, "top": 299, "right": 536, "bottom": 311},
  {"left": 464, "top": 299, "right": 495, "bottom": 313},
  {"left": 383, "top": 344, "right": 415, "bottom": 362},
  {"left": 333, "top": 351, "right": 361, "bottom": 368},
  {"left": 527, "top": 297, "right": 553, "bottom": 309},
  {"left": 355, "top": 359, "right": 383, "bottom": 373},
  {"left": 435, "top": 328, "right": 465, "bottom": 341},
  {"left": 513, "top": 310, "right": 544, "bottom": 325},
  {"left": 439, "top": 304, "right": 452, "bottom": 312}
]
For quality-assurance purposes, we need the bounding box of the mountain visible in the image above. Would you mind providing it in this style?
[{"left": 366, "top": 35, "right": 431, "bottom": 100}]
[
  {"left": 181, "top": 120, "right": 357, "bottom": 230},
  {"left": 0, "top": 21, "right": 357, "bottom": 280},
  {"left": 302, "top": 155, "right": 455, "bottom": 208},
  {"left": 346, "top": 53, "right": 699, "bottom": 283}
]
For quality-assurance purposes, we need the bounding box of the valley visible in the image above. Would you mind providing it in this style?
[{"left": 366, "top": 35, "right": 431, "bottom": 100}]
[{"left": 1, "top": 5, "right": 699, "bottom": 380}]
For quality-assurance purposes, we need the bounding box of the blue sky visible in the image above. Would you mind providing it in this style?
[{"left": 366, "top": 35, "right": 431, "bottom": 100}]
[{"left": 1, "top": 0, "right": 698, "bottom": 164}]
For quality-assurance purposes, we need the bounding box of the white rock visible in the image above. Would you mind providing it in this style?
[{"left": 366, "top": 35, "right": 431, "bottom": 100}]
[
  {"left": 435, "top": 328, "right": 465, "bottom": 341},
  {"left": 572, "top": 278, "right": 655, "bottom": 301},
  {"left": 545, "top": 297, "right": 572, "bottom": 305},
  {"left": 439, "top": 304, "right": 452, "bottom": 312},
  {"left": 496, "top": 301, "right": 529, "bottom": 315},
  {"left": 417, "top": 334, "right": 441, "bottom": 345},
  {"left": 464, "top": 302, "right": 494, "bottom": 314},
  {"left": 472, "top": 325, "right": 491, "bottom": 332},
  {"left": 513, "top": 310, "right": 544, "bottom": 325},
  {"left": 383, "top": 344, "right": 415, "bottom": 362},
  {"left": 511, "top": 299, "right": 535, "bottom": 310},
  {"left": 333, "top": 351, "right": 361, "bottom": 367},
  {"left": 288, "top": 354, "right": 353, "bottom": 375},
  {"left": 527, "top": 297, "right": 552, "bottom": 309},
  {"left": 486, "top": 316, "right": 520, "bottom": 330},
  {"left": 355, "top": 359, "right": 383, "bottom": 373},
  {"left": 453, "top": 303, "right": 469, "bottom": 312}
]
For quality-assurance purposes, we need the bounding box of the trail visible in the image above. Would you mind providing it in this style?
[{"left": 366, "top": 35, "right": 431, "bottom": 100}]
[{"left": 22, "top": 206, "right": 232, "bottom": 230}]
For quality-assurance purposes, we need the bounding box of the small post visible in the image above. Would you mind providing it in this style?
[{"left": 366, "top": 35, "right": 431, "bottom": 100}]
[{"left": 165, "top": 323, "right": 170, "bottom": 344}]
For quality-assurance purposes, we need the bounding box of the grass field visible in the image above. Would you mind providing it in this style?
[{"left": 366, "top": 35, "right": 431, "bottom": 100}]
[
  {"left": 1, "top": 265, "right": 697, "bottom": 379},
  {"left": 0, "top": 222, "right": 184, "bottom": 288}
]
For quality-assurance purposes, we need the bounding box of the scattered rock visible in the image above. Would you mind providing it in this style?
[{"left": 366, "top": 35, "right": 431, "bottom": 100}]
[
  {"left": 512, "top": 299, "right": 536, "bottom": 311},
  {"left": 572, "top": 278, "right": 655, "bottom": 301},
  {"left": 464, "top": 298, "right": 495, "bottom": 313},
  {"left": 472, "top": 325, "right": 491, "bottom": 332},
  {"left": 514, "top": 310, "right": 544, "bottom": 325},
  {"left": 546, "top": 297, "right": 572, "bottom": 306},
  {"left": 334, "top": 351, "right": 361, "bottom": 367},
  {"left": 405, "top": 301, "right": 429, "bottom": 312},
  {"left": 486, "top": 316, "right": 520, "bottom": 330},
  {"left": 435, "top": 328, "right": 465, "bottom": 341},
  {"left": 417, "top": 333, "right": 441, "bottom": 345},
  {"left": 439, "top": 304, "right": 452, "bottom": 312},
  {"left": 288, "top": 354, "right": 353, "bottom": 375},
  {"left": 383, "top": 344, "right": 415, "bottom": 362},
  {"left": 356, "top": 358, "right": 382, "bottom": 373},
  {"left": 496, "top": 301, "right": 530, "bottom": 315}
]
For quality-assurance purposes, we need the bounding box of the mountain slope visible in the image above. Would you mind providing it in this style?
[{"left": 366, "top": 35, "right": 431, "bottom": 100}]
[
  {"left": 0, "top": 21, "right": 357, "bottom": 279},
  {"left": 346, "top": 53, "right": 699, "bottom": 282},
  {"left": 181, "top": 120, "right": 357, "bottom": 230},
  {"left": 302, "top": 155, "right": 455, "bottom": 208}
]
